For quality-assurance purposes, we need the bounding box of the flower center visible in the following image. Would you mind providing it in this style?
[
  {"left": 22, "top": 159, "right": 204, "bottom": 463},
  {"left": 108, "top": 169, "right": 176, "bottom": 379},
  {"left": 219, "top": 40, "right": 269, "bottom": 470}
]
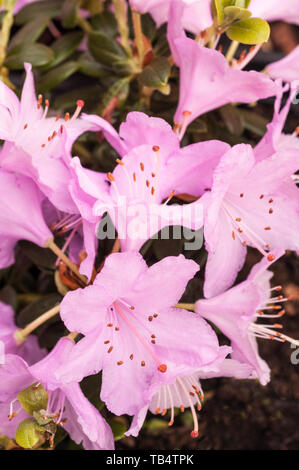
[
  {"left": 103, "top": 300, "right": 167, "bottom": 374},
  {"left": 222, "top": 197, "right": 276, "bottom": 262}
]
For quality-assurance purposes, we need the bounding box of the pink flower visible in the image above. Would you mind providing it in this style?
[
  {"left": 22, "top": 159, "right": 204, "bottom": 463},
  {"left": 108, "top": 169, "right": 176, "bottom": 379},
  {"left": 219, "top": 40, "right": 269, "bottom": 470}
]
[
  {"left": 249, "top": 0, "right": 299, "bottom": 25},
  {"left": 0, "top": 301, "right": 46, "bottom": 366},
  {"left": 56, "top": 252, "right": 222, "bottom": 417},
  {"left": 267, "top": 46, "right": 299, "bottom": 83},
  {"left": 195, "top": 252, "right": 297, "bottom": 385},
  {"left": 0, "top": 339, "right": 114, "bottom": 450},
  {"left": 0, "top": 168, "right": 52, "bottom": 269},
  {"left": 200, "top": 144, "right": 299, "bottom": 298},
  {"left": 0, "top": 63, "right": 89, "bottom": 214},
  {"left": 126, "top": 348, "right": 255, "bottom": 438},
  {"left": 129, "top": 0, "right": 212, "bottom": 32},
  {"left": 172, "top": 37, "right": 279, "bottom": 129},
  {"left": 255, "top": 84, "right": 299, "bottom": 162},
  {"left": 79, "top": 111, "right": 229, "bottom": 252}
]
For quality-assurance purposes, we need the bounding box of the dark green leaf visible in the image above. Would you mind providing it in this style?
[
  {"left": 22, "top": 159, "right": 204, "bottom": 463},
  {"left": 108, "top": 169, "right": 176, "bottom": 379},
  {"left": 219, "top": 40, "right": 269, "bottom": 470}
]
[
  {"left": 17, "top": 293, "right": 62, "bottom": 330},
  {"left": 8, "top": 17, "right": 50, "bottom": 50},
  {"left": 108, "top": 419, "right": 127, "bottom": 441},
  {"left": 38, "top": 61, "right": 80, "bottom": 92},
  {"left": 19, "top": 240, "right": 56, "bottom": 270},
  {"left": 78, "top": 51, "right": 110, "bottom": 78},
  {"left": 61, "top": 0, "right": 81, "bottom": 29},
  {"left": 42, "top": 31, "right": 84, "bottom": 70},
  {"left": 87, "top": 31, "right": 130, "bottom": 70},
  {"left": 5, "top": 43, "right": 54, "bottom": 69},
  {"left": 91, "top": 11, "right": 117, "bottom": 36},
  {"left": 139, "top": 57, "right": 171, "bottom": 93},
  {"left": 99, "top": 77, "right": 130, "bottom": 114},
  {"left": 15, "top": 0, "right": 62, "bottom": 25}
]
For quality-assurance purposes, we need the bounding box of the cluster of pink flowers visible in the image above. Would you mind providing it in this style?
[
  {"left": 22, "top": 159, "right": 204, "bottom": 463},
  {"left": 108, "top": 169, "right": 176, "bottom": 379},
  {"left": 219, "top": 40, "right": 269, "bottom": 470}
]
[{"left": 0, "top": 0, "right": 299, "bottom": 450}]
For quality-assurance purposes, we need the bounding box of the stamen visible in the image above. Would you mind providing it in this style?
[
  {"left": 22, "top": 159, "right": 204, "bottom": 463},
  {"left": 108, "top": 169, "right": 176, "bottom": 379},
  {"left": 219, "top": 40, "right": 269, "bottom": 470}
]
[{"left": 113, "top": 302, "right": 167, "bottom": 373}]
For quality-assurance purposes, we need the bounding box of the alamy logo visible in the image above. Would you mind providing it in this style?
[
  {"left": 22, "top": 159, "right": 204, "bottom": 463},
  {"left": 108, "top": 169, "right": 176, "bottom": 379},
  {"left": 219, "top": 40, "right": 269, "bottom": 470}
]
[{"left": 290, "top": 343, "right": 299, "bottom": 365}]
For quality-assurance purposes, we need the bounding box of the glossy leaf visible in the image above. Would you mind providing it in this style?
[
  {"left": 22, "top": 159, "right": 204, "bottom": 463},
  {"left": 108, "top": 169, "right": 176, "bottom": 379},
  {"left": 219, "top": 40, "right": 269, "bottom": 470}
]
[
  {"left": 38, "top": 61, "right": 80, "bottom": 92},
  {"left": 227, "top": 17, "right": 270, "bottom": 44},
  {"left": 139, "top": 57, "right": 171, "bottom": 94},
  {"left": 5, "top": 43, "right": 54, "bottom": 69},
  {"left": 8, "top": 17, "right": 50, "bottom": 50},
  {"left": 15, "top": 0, "right": 62, "bottom": 25}
]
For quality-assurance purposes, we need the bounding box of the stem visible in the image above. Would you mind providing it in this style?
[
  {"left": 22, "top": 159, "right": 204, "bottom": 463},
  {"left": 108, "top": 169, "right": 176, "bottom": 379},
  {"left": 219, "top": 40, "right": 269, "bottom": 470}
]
[
  {"left": 14, "top": 305, "right": 60, "bottom": 344},
  {"left": 132, "top": 9, "right": 144, "bottom": 66},
  {"left": 77, "top": 13, "right": 93, "bottom": 34},
  {"left": 0, "top": 0, "right": 17, "bottom": 70},
  {"left": 67, "top": 331, "right": 79, "bottom": 342},
  {"left": 113, "top": 0, "right": 132, "bottom": 57},
  {"left": 45, "top": 239, "right": 87, "bottom": 284},
  {"left": 225, "top": 40, "right": 239, "bottom": 63},
  {"left": 175, "top": 303, "right": 195, "bottom": 311}
]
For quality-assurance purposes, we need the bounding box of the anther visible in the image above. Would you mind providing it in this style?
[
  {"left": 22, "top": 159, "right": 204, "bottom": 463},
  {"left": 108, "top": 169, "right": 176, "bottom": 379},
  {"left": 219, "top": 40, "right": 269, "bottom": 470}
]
[
  {"left": 140, "top": 162, "right": 144, "bottom": 171},
  {"left": 152, "top": 146, "right": 160, "bottom": 152},
  {"left": 269, "top": 208, "right": 273, "bottom": 214},
  {"left": 107, "top": 173, "right": 115, "bottom": 183},
  {"left": 158, "top": 364, "right": 167, "bottom": 373},
  {"left": 117, "top": 361, "right": 124, "bottom": 365},
  {"left": 141, "top": 360, "right": 146, "bottom": 367},
  {"left": 108, "top": 346, "right": 113, "bottom": 353},
  {"left": 267, "top": 254, "right": 275, "bottom": 262}
]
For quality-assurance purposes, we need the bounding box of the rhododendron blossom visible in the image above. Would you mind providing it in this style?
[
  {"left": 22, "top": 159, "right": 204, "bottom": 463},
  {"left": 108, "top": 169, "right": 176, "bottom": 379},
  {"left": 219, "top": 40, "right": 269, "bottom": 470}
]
[
  {"left": 196, "top": 252, "right": 299, "bottom": 385},
  {"left": 0, "top": 339, "right": 114, "bottom": 450},
  {"left": 0, "top": 0, "right": 298, "bottom": 452},
  {"left": 56, "top": 252, "right": 222, "bottom": 417},
  {"left": 200, "top": 144, "right": 299, "bottom": 298}
]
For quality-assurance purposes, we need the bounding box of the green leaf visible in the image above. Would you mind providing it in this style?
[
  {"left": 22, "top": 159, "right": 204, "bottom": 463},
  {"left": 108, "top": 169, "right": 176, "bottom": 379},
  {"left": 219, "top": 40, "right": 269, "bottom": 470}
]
[
  {"left": 81, "top": 0, "right": 104, "bottom": 16},
  {"left": 108, "top": 419, "right": 127, "bottom": 441},
  {"left": 42, "top": 31, "right": 84, "bottom": 70},
  {"left": 8, "top": 17, "right": 50, "bottom": 50},
  {"left": 99, "top": 77, "right": 130, "bottom": 114},
  {"left": 214, "top": 0, "right": 233, "bottom": 24},
  {"left": 87, "top": 31, "right": 131, "bottom": 72},
  {"left": 15, "top": 0, "right": 62, "bottom": 25},
  {"left": 78, "top": 52, "right": 110, "bottom": 78},
  {"left": 219, "top": 104, "right": 244, "bottom": 136},
  {"left": 227, "top": 17, "right": 270, "bottom": 44},
  {"left": 223, "top": 6, "right": 252, "bottom": 23},
  {"left": 5, "top": 42, "right": 54, "bottom": 69},
  {"left": 234, "top": 0, "right": 251, "bottom": 8},
  {"left": 91, "top": 11, "right": 117, "bottom": 36},
  {"left": 38, "top": 61, "right": 80, "bottom": 92},
  {"left": 15, "top": 418, "right": 42, "bottom": 449},
  {"left": 139, "top": 57, "right": 171, "bottom": 93},
  {"left": 19, "top": 240, "right": 56, "bottom": 270},
  {"left": 61, "top": 0, "right": 81, "bottom": 29},
  {"left": 17, "top": 384, "right": 48, "bottom": 416},
  {"left": 17, "top": 293, "right": 62, "bottom": 331}
]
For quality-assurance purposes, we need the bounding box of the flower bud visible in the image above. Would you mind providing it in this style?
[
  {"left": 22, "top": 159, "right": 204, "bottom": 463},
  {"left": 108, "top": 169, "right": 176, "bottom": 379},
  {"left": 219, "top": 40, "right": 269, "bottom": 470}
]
[
  {"left": 17, "top": 383, "right": 48, "bottom": 416},
  {"left": 15, "top": 418, "right": 42, "bottom": 449}
]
